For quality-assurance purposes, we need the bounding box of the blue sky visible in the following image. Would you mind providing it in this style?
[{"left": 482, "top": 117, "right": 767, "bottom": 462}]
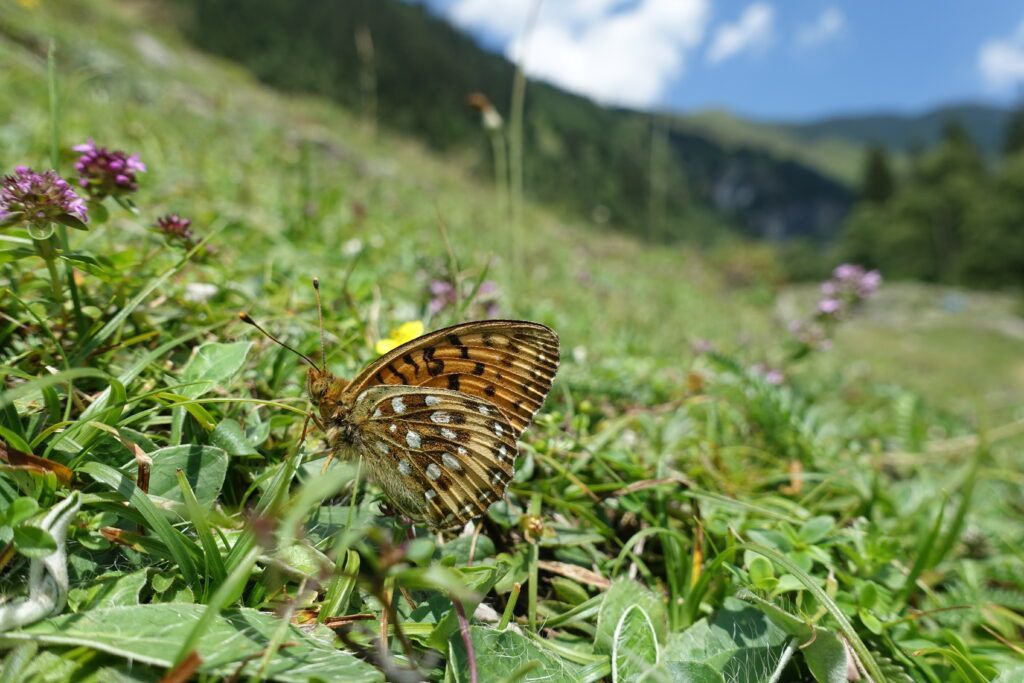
[{"left": 419, "top": 0, "right": 1024, "bottom": 120}]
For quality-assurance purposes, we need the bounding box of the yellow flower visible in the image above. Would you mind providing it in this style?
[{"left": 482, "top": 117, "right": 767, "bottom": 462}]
[{"left": 374, "top": 320, "right": 424, "bottom": 355}]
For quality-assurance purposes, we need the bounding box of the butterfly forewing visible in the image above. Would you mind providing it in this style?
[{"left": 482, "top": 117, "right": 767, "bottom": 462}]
[
  {"left": 355, "top": 385, "right": 519, "bottom": 530},
  {"left": 343, "top": 320, "right": 559, "bottom": 436}
]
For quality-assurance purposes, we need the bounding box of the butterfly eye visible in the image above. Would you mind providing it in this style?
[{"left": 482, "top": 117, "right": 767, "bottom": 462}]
[{"left": 307, "top": 369, "right": 333, "bottom": 404}]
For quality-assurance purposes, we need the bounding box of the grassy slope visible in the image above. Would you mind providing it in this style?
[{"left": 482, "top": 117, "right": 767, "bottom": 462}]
[
  {"left": 0, "top": 0, "right": 764, "bottom": 367},
  {"left": 2, "top": 1, "right": 1024, "bottom": 681}
]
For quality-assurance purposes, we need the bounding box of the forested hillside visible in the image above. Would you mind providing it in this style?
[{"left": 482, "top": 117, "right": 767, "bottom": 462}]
[{"left": 180, "top": 0, "right": 853, "bottom": 242}]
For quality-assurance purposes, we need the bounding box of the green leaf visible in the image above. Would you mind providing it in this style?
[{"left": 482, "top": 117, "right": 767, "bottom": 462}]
[
  {"left": 137, "top": 444, "right": 228, "bottom": 509},
  {"left": 5, "top": 497, "right": 39, "bottom": 526},
  {"left": 0, "top": 604, "right": 381, "bottom": 682},
  {"left": 179, "top": 341, "right": 251, "bottom": 399},
  {"left": 747, "top": 556, "right": 775, "bottom": 591},
  {"left": 448, "top": 625, "right": 587, "bottom": 683},
  {"left": 54, "top": 213, "right": 88, "bottom": 231},
  {"left": 663, "top": 661, "right": 726, "bottom": 683},
  {"left": 665, "top": 598, "right": 790, "bottom": 683},
  {"left": 426, "top": 564, "right": 503, "bottom": 651},
  {"left": 79, "top": 462, "right": 200, "bottom": 589},
  {"left": 211, "top": 419, "right": 258, "bottom": 456},
  {"left": 797, "top": 516, "right": 834, "bottom": 544},
  {"left": 12, "top": 526, "right": 57, "bottom": 558},
  {"left": 68, "top": 569, "right": 149, "bottom": 611},
  {"left": 596, "top": 580, "right": 667, "bottom": 653},
  {"left": 801, "top": 630, "right": 848, "bottom": 683},
  {"left": 613, "top": 605, "right": 659, "bottom": 683}
]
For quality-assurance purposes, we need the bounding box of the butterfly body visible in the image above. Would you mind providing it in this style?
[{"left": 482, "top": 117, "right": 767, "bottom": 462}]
[{"left": 305, "top": 320, "right": 559, "bottom": 530}]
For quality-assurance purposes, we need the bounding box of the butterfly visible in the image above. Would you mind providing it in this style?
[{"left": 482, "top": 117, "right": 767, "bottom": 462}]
[{"left": 241, "top": 284, "right": 559, "bottom": 531}]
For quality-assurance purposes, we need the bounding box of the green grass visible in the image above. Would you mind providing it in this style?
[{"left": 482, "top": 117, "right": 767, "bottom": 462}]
[{"left": 1, "top": 1, "right": 1023, "bottom": 681}]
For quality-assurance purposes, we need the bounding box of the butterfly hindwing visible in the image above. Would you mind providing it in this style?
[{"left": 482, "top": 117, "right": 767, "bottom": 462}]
[
  {"left": 344, "top": 320, "right": 559, "bottom": 436},
  {"left": 355, "top": 385, "right": 518, "bottom": 530}
]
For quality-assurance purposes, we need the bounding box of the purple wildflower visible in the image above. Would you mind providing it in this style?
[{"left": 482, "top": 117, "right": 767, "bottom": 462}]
[
  {"left": 73, "top": 139, "right": 146, "bottom": 197},
  {"left": 833, "top": 263, "right": 864, "bottom": 282},
  {"left": 818, "top": 297, "right": 843, "bottom": 315},
  {"left": 0, "top": 166, "right": 88, "bottom": 227},
  {"left": 154, "top": 213, "right": 195, "bottom": 245},
  {"left": 428, "top": 280, "right": 456, "bottom": 315},
  {"left": 426, "top": 278, "right": 501, "bottom": 317},
  {"left": 475, "top": 280, "right": 501, "bottom": 318},
  {"left": 858, "top": 270, "right": 882, "bottom": 296}
]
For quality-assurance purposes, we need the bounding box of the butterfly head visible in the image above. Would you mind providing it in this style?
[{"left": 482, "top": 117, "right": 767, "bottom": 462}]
[{"left": 306, "top": 366, "right": 341, "bottom": 408}]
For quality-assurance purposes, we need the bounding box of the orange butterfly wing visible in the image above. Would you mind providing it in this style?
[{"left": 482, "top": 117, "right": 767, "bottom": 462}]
[{"left": 343, "top": 320, "right": 559, "bottom": 436}]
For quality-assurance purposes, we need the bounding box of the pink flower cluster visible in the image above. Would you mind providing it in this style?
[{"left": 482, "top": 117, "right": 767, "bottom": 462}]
[
  {"left": 790, "top": 263, "right": 881, "bottom": 354},
  {"left": 154, "top": 213, "right": 195, "bottom": 246},
  {"left": 816, "top": 264, "right": 882, "bottom": 320},
  {"left": 73, "top": 139, "right": 146, "bottom": 197},
  {"left": 0, "top": 166, "right": 88, "bottom": 226}
]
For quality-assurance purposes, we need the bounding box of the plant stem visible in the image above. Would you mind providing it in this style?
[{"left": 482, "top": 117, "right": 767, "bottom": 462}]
[
  {"left": 507, "top": 0, "right": 542, "bottom": 272},
  {"left": 48, "top": 40, "right": 85, "bottom": 333},
  {"left": 35, "top": 235, "right": 64, "bottom": 308}
]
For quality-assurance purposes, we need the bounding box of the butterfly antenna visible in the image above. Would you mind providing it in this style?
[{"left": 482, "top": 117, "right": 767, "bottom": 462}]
[
  {"left": 238, "top": 312, "right": 318, "bottom": 368},
  {"left": 312, "top": 277, "right": 327, "bottom": 372}
]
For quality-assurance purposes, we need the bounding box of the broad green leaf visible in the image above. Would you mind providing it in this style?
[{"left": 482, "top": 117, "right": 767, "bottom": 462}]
[
  {"left": 68, "top": 569, "right": 148, "bottom": 611},
  {"left": 801, "top": 630, "right": 848, "bottom": 683},
  {"left": 13, "top": 526, "right": 57, "bottom": 558},
  {"left": 797, "top": 516, "right": 834, "bottom": 544},
  {"left": 5, "top": 497, "right": 39, "bottom": 526},
  {"left": 133, "top": 444, "right": 228, "bottom": 509},
  {"left": 596, "top": 580, "right": 668, "bottom": 653},
  {"left": 426, "top": 564, "right": 504, "bottom": 651},
  {"left": 211, "top": 419, "right": 259, "bottom": 456},
  {"left": 0, "top": 604, "right": 381, "bottom": 682},
  {"left": 663, "top": 661, "right": 726, "bottom": 683},
  {"left": 613, "top": 605, "right": 659, "bottom": 683},
  {"left": 664, "top": 598, "right": 789, "bottom": 683},
  {"left": 448, "top": 625, "right": 586, "bottom": 683},
  {"left": 178, "top": 341, "right": 251, "bottom": 399}
]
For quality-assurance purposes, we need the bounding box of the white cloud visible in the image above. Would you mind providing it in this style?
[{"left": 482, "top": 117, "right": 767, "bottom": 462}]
[
  {"left": 979, "top": 20, "right": 1024, "bottom": 90},
  {"left": 796, "top": 7, "right": 844, "bottom": 49},
  {"left": 443, "top": 0, "right": 710, "bottom": 108},
  {"left": 706, "top": 3, "right": 774, "bottom": 65}
]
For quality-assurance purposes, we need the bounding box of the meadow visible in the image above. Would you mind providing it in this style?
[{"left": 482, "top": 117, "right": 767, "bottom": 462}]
[{"left": 1, "top": 1, "right": 1023, "bottom": 681}]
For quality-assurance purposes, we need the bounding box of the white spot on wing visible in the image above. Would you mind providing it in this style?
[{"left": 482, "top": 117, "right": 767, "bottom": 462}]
[
  {"left": 441, "top": 428, "right": 457, "bottom": 440},
  {"left": 372, "top": 407, "right": 382, "bottom": 418},
  {"left": 398, "top": 460, "right": 411, "bottom": 475},
  {"left": 442, "top": 453, "right": 460, "bottom": 470},
  {"left": 425, "top": 395, "right": 441, "bottom": 406},
  {"left": 493, "top": 422, "right": 504, "bottom": 436},
  {"left": 424, "top": 490, "right": 437, "bottom": 501},
  {"left": 427, "top": 463, "right": 441, "bottom": 480},
  {"left": 406, "top": 430, "right": 422, "bottom": 449},
  {"left": 498, "top": 445, "right": 508, "bottom": 460},
  {"left": 491, "top": 470, "right": 503, "bottom": 484},
  {"left": 458, "top": 446, "right": 468, "bottom": 456},
  {"left": 478, "top": 404, "right": 491, "bottom": 415},
  {"left": 389, "top": 424, "right": 398, "bottom": 433},
  {"left": 430, "top": 411, "right": 451, "bottom": 424},
  {"left": 374, "top": 441, "right": 389, "bottom": 455},
  {"left": 391, "top": 397, "right": 406, "bottom": 414}
]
